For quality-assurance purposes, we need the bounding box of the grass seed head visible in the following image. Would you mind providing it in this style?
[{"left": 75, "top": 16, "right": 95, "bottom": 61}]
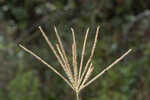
[{"left": 19, "top": 26, "right": 132, "bottom": 100}]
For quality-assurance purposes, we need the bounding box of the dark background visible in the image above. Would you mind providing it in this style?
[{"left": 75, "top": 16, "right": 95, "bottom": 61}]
[{"left": 0, "top": 0, "right": 150, "bottom": 100}]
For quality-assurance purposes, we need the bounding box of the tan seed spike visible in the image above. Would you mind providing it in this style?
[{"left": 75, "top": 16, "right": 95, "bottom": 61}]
[
  {"left": 39, "top": 26, "right": 73, "bottom": 84},
  {"left": 71, "top": 28, "right": 78, "bottom": 87},
  {"left": 56, "top": 44, "right": 74, "bottom": 83},
  {"left": 19, "top": 44, "right": 74, "bottom": 90},
  {"left": 79, "top": 26, "right": 100, "bottom": 85},
  {"left": 79, "top": 63, "right": 93, "bottom": 90},
  {"left": 80, "top": 49, "right": 132, "bottom": 91},
  {"left": 78, "top": 28, "right": 89, "bottom": 83},
  {"left": 72, "top": 44, "right": 77, "bottom": 87},
  {"left": 54, "top": 26, "right": 74, "bottom": 84}
]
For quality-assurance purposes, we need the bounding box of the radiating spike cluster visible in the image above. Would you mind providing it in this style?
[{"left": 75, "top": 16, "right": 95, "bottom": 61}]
[{"left": 19, "top": 26, "right": 132, "bottom": 100}]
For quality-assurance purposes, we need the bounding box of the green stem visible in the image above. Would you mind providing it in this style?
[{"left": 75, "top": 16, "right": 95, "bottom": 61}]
[{"left": 76, "top": 92, "right": 79, "bottom": 100}]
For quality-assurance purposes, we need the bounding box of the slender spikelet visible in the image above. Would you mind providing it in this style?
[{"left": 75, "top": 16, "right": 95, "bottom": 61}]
[
  {"left": 71, "top": 28, "right": 78, "bottom": 88},
  {"left": 19, "top": 26, "right": 132, "bottom": 100},
  {"left": 79, "top": 49, "right": 132, "bottom": 91},
  {"left": 39, "top": 26, "right": 74, "bottom": 85},
  {"left": 78, "top": 28, "right": 89, "bottom": 84},
  {"left": 79, "top": 26, "right": 100, "bottom": 86},
  {"left": 19, "top": 44, "right": 74, "bottom": 90},
  {"left": 56, "top": 44, "right": 73, "bottom": 82},
  {"left": 54, "top": 26, "right": 74, "bottom": 84},
  {"left": 79, "top": 63, "right": 93, "bottom": 90}
]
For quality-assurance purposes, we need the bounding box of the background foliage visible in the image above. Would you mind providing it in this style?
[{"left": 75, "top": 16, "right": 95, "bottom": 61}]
[{"left": 0, "top": 0, "right": 150, "bottom": 100}]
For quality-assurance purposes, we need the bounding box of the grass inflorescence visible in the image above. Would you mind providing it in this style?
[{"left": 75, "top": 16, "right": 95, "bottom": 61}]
[{"left": 19, "top": 26, "right": 132, "bottom": 100}]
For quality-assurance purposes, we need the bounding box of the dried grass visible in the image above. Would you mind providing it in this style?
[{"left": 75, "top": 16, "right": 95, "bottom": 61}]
[{"left": 19, "top": 26, "right": 132, "bottom": 100}]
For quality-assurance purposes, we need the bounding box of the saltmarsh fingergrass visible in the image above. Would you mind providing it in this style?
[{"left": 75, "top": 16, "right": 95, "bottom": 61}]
[{"left": 19, "top": 26, "right": 132, "bottom": 100}]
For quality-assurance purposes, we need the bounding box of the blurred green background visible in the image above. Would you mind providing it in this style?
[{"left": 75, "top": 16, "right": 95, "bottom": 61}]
[{"left": 0, "top": 0, "right": 150, "bottom": 100}]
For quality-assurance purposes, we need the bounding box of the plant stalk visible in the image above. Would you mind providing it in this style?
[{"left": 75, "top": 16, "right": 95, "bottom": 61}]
[{"left": 76, "top": 92, "right": 79, "bottom": 100}]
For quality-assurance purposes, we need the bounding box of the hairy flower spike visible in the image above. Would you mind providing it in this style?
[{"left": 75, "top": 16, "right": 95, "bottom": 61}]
[{"left": 19, "top": 26, "right": 132, "bottom": 100}]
